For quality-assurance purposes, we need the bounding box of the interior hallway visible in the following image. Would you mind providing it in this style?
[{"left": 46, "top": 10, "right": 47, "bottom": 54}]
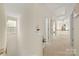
[{"left": 1, "top": 3, "right": 79, "bottom": 56}]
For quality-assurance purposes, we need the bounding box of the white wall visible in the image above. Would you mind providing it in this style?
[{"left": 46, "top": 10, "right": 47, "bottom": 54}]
[
  {"left": 4, "top": 4, "right": 52, "bottom": 56},
  {"left": 17, "top": 4, "right": 52, "bottom": 56},
  {"left": 73, "top": 4, "right": 79, "bottom": 55},
  {"left": 0, "top": 4, "right": 6, "bottom": 50}
]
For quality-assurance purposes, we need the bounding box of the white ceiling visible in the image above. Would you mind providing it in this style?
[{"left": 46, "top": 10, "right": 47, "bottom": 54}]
[{"left": 4, "top": 3, "right": 75, "bottom": 20}]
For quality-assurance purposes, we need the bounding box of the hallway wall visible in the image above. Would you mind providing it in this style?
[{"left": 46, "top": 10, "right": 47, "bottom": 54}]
[
  {"left": 73, "top": 4, "right": 79, "bottom": 55},
  {"left": 0, "top": 4, "right": 6, "bottom": 50},
  {"left": 17, "top": 4, "right": 52, "bottom": 56}
]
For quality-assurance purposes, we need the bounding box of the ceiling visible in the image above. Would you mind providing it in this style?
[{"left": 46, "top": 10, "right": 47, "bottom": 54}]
[{"left": 4, "top": 3, "right": 75, "bottom": 20}]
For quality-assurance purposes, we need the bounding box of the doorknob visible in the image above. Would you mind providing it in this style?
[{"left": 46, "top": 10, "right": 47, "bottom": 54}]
[{"left": 42, "top": 37, "right": 46, "bottom": 43}]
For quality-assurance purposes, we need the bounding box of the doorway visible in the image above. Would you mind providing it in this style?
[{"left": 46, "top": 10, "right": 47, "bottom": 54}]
[
  {"left": 6, "top": 16, "right": 17, "bottom": 56},
  {"left": 43, "top": 7, "right": 75, "bottom": 56}
]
